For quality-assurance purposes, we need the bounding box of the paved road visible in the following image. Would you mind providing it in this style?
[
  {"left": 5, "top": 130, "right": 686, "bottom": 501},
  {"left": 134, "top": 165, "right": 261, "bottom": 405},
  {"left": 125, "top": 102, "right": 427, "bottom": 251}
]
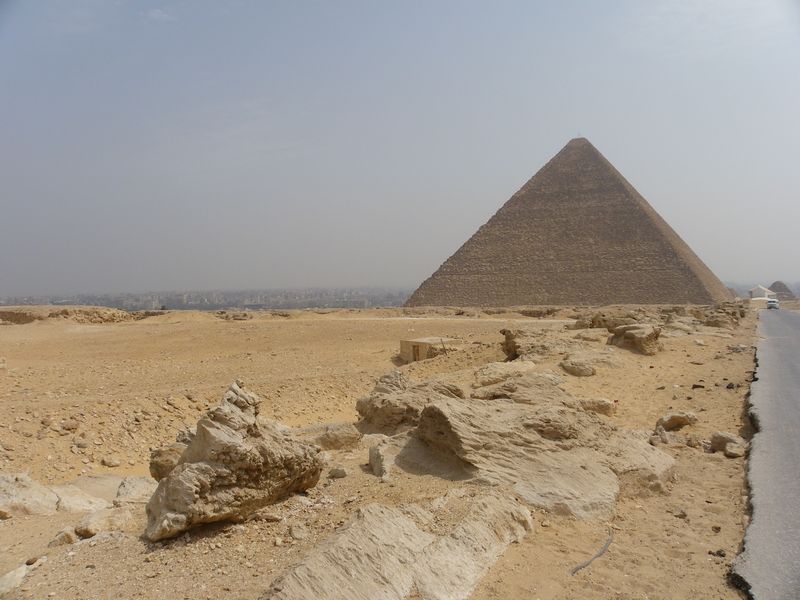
[{"left": 733, "top": 309, "right": 800, "bottom": 599}]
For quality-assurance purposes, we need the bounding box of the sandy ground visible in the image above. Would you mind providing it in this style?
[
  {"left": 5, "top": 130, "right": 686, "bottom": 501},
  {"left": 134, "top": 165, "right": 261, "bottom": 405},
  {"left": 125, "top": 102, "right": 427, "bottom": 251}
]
[{"left": 0, "top": 307, "right": 756, "bottom": 599}]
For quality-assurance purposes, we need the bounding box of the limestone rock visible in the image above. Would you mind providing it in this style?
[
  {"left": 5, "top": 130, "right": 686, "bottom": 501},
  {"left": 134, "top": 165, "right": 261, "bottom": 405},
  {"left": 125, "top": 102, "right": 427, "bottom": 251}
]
[
  {"left": 0, "top": 564, "right": 29, "bottom": 596},
  {"left": 609, "top": 324, "right": 663, "bottom": 355},
  {"left": 372, "top": 371, "right": 411, "bottom": 395},
  {"left": 145, "top": 381, "right": 323, "bottom": 541},
  {"left": 724, "top": 443, "right": 746, "bottom": 458},
  {"left": 149, "top": 442, "right": 188, "bottom": 481},
  {"left": 327, "top": 467, "right": 347, "bottom": 479},
  {"left": 579, "top": 397, "right": 616, "bottom": 416},
  {"left": 115, "top": 477, "right": 158, "bottom": 504},
  {"left": 75, "top": 507, "right": 135, "bottom": 539},
  {"left": 710, "top": 431, "right": 747, "bottom": 458},
  {"left": 262, "top": 494, "right": 531, "bottom": 600},
  {"left": 70, "top": 474, "right": 124, "bottom": 503},
  {"left": 656, "top": 411, "right": 698, "bottom": 432},
  {"left": 413, "top": 395, "right": 673, "bottom": 519},
  {"left": 356, "top": 380, "right": 463, "bottom": 434},
  {"left": 470, "top": 371, "right": 567, "bottom": 404},
  {"left": 560, "top": 358, "right": 596, "bottom": 377},
  {"left": 295, "top": 422, "right": 361, "bottom": 450},
  {"left": 500, "top": 328, "right": 583, "bottom": 360},
  {"left": 0, "top": 473, "right": 58, "bottom": 518},
  {"left": 710, "top": 431, "right": 746, "bottom": 453},
  {"left": 51, "top": 484, "right": 110, "bottom": 513},
  {"left": 472, "top": 361, "right": 538, "bottom": 387},
  {"left": 48, "top": 526, "right": 80, "bottom": 547}
]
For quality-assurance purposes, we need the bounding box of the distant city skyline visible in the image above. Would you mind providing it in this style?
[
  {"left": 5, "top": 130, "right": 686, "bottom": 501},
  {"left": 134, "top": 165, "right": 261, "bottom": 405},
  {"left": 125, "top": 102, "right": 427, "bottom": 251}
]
[{"left": 2, "top": 1, "right": 799, "bottom": 297}]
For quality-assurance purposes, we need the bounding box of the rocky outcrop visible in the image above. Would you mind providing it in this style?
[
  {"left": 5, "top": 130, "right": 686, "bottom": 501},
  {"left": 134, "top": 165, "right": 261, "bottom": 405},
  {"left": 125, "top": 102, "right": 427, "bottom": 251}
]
[
  {"left": 656, "top": 411, "right": 698, "bottom": 432},
  {"left": 608, "top": 324, "right": 663, "bottom": 355},
  {"left": 356, "top": 377, "right": 464, "bottom": 434},
  {"left": 75, "top": 507, "right": 136, "bottom": 539},
  {"left": 710, "top": 431, "right": 747, "bottom": 458},
  {"left": 500, "top": 328, "right": 583, "bottom": 361},
  {"left": 145, "top": 381, "right": 323, "bottom": 541},
  {"left": 261, "top": 493, "right": 532, "bottom": 600},
  {"left": 295, "top": 422, "right": 362, "bottom": 450},
  {"left": 560, "top": 358, "right": 596, "bottom": 377},
  {"left": 366, "top": 369, "right": 673, "bottom": 520},
  {"left": 472, "top": 361, "right": 538, "bottom": 387},
  {"left": 0, "top": 474, "right": 59, "bottom": 518},
  {"left": 149, "top": 442, "right": 188, "bottom": 481}
]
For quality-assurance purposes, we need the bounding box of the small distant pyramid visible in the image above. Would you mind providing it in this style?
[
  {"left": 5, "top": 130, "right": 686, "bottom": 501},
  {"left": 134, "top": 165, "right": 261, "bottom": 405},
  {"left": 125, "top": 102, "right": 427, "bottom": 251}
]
[
  {"left": 768, "top": 281, "right": 796, "bottom": 301},
  {"left": 406, "top": 138, "right": 732, "bottom": 306}
]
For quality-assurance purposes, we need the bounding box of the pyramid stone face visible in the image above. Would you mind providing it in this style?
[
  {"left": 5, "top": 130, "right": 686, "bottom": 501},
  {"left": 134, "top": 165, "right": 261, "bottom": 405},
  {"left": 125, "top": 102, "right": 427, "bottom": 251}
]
[{"left": 406, "top": 138, "right": 732, "bottom": 307}]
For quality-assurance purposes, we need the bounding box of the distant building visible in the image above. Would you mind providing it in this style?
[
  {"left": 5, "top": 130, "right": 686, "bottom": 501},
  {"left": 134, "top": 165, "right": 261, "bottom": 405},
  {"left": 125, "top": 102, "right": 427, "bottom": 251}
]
[{"left": 748, "top": 285, "right": 776, "bottom": 300}]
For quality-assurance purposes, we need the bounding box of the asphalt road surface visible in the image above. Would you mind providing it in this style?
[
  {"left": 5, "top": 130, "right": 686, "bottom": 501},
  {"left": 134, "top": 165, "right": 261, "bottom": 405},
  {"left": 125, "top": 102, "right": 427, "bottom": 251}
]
[{"left": 732, "top": 309, "right": 800, "bottom": 599}]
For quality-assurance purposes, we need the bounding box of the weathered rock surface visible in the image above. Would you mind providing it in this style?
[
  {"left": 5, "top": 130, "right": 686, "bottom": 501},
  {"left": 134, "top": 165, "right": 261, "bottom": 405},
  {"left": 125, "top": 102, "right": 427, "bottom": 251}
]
[
  {"left": 470, "top": 371, "right": 567, "bottom": 404},
  {"left": 501, "top": 328, "right": 583, "bottom": 360},
  {"left": 415, "top": 397, "right": 671, "bottom": 518},
  {"left": 149, "top": 442, "right": 187, "bottom": 481},
  {"left": 295, "top": 422, "right": 362, "bottom": 450},
  {"left": 366, "top": 368, "right": 672, "bottom": 519},
  {"left": 609, "top": 324, "right": 663, "bottom": 355},
  {"left": 49, "top": 526, "right": 80, "bottom": 547},
  {"left": 51, "top": 484, "right": 110, "bottom": 513},
  {"left": 472, "top": 361, "right": 539, "bottom": 387},
  {"left": 0, "top": 564, "right": 30, "bottom": 596},
  {"left": 710, "top": 431, "right": 747, "bottom": 458},
  {"left": 560, "top": 358, "right": 596, "bottom": 377},
  {"left": 75, "top": 507, "right": 135, "bottom": 539},
  {"left": 579, "top": 397, "right": 616, "bottom": 416},
  {"left": 0, "top": 473, "right": 58, "bottom": 518},
  {"left": 356, "top": 378, "right": 464, "bottom": 434},
  {"left": 145, "top": 381, "right": 323, "bottom": 541},
  {"left": 115, "top": 477, "right": 158, "bottom": 504},
  {"left": 261, "top": 493, "right": 532, "bottom": 600},
  {"left": 656, "top": 411, "right": 698, "bottom": 432}
]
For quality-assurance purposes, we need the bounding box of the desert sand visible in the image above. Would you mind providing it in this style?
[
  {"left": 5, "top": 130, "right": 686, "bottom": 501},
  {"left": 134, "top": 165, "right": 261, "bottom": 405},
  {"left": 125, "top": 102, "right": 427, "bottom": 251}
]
[{"left": 1, "top": 305, "right": 755, "bottom": 599}]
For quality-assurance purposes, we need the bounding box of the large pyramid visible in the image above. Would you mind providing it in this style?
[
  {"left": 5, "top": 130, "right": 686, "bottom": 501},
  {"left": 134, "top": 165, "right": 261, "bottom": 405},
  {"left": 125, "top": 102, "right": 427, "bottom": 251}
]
[{"left": 406, "top": 138, "right": 732, "bottom": 307}]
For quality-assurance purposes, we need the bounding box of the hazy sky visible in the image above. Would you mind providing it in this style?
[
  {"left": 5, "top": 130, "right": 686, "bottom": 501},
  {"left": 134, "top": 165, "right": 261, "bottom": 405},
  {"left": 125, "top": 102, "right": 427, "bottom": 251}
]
[{"left": 1, "top": 1, "right": 799, "bottom": 296}]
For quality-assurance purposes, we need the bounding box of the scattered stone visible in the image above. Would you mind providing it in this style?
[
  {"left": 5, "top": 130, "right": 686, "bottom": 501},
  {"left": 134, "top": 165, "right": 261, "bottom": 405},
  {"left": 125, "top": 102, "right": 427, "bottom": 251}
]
[
  {"left": 0, "top": 473, "right": 59, "bottom": 518},
  {"left": 295, "top": 423, "right": 362, "bottom": 450},
  {"left": 145, "top": 382, "right": 323, "bottom": 541},
  {"left": 101, "top": 456, "right": 121, "bottom": 468},
  {"left": 289, "top": 524, "right": 309, "bottom": 540},
  {"left": 559, "top": 358, "right": 595, "bottom": 377},
  {"left": 656, "top": 411, "right": 698, "bottom": 432},
  {"left": 61, "top": 419, "right": 79, "bottom": 432},
  {"left": 608, "top": 324, "right": 662, "bottom": 355},
  {"left": 149, "top": 442, "right": 187, "bottom": 481},
  {"left": 472, "top": 361, "right": 538, "bottom": 387},
  {"left": 710, "top": 431, "right": 746, "bottom": 453},
  {"left": 51, "top": 484, "right": 110, "bottom": 513},
  {"left": 328, "top": 467, "right": 348, "bottom": 479},
  {"left": 115, "top": 477, "right": 157, "bottom": 504},
  {"left": 0, "top": 565, "right": 29, "bottom": 596},
  {"left": 578, "top": 398, "right": 616, "bottom": 416},
  {"left": 49, "top": 526, "right": 80, "bottom": 547},
  {"left": 75, "top": 507, "right": 135, "bottom": 539},
  {"left": 723, "top": 443, "right": 746, "bottom": 458}
]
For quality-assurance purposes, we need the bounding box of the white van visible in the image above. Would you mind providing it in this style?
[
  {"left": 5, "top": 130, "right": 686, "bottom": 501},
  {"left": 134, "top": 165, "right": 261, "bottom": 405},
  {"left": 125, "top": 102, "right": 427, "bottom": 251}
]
[{"left": 766, "top": 298, "right": 780, "bottom": 309}]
